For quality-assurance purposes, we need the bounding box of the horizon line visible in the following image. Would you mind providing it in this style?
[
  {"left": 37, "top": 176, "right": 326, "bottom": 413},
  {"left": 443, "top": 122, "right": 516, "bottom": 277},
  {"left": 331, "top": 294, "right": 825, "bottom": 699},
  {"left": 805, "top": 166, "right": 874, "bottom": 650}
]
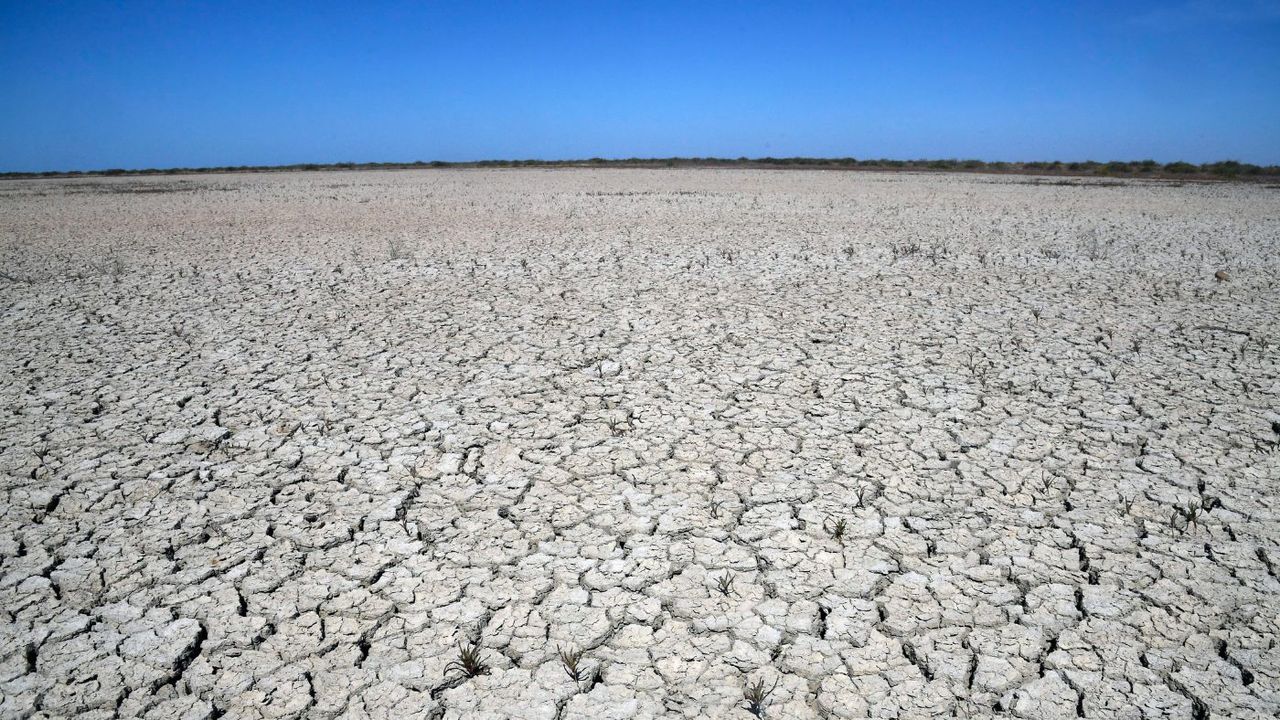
[{"left": 3, "top": 156, "right": 1278, "bottom": 181}]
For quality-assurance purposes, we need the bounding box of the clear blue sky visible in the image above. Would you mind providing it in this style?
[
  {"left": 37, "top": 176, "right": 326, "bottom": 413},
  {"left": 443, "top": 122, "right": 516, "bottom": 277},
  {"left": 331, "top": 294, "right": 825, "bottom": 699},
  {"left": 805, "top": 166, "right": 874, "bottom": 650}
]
[{"left": 2, "top": 0, "right": 1279, "bottom": 171}]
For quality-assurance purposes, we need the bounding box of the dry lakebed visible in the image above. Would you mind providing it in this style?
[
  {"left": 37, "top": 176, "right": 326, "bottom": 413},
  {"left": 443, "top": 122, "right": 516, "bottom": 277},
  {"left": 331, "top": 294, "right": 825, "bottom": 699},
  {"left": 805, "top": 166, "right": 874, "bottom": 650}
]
[{"left": 1, "top": 169, "right": 1278, "bottom": 719}]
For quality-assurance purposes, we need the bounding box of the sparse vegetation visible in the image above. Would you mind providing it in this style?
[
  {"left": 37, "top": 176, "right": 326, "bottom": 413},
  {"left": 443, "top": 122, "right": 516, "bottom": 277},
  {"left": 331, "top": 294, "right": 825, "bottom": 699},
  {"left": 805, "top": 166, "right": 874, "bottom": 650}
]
[
  {"left": 715, "top": 572, "right": 735, "bottom": 596},
  {"left": 1170, "top": 503, "right": 1207, "bottom": 534},
  {"left": 103, "top": 255, "right": 126, "bottom": 278},
  {"left": 444, "top": 639, "right": 490, "bottom": 679},
  {"left": 891, "top": 241, "right": 921, "bottom": 262},
  {"left": 1080, "top": 227, "right": 1110, "bottom": 260},
  {"left": 824, "top": 516, "right": 847, "bottom": 543},
  {"left": 387, "top": 237, "right": 410, "bottom": 261},
  {"left": 558, "top": 645, "right": 588, "bottom": 682},
  {"left": 743, "top": 676, "right": 779, "bottom": 717}
]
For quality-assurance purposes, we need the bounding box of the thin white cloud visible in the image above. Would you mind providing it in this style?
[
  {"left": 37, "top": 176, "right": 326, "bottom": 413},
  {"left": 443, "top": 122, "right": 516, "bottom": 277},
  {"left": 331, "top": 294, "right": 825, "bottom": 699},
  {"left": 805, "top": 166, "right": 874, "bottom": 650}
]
[{"left": 1131, "top": 0, "right": 1280, "bottom": 30}]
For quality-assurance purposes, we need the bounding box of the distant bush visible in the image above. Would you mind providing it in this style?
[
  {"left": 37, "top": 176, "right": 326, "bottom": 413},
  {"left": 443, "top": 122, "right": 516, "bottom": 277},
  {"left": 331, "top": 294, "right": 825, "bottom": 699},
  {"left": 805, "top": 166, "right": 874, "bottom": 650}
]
[{"left": 1202, "top": 160, "right": 1262, "bottom": 176}]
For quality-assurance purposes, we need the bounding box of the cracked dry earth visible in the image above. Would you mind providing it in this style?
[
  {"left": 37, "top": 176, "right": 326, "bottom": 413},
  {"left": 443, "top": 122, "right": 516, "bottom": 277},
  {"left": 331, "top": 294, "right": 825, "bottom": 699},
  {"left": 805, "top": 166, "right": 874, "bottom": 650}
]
[{"left": 1, "top": 169, "right": 1278, "bottom": 720}]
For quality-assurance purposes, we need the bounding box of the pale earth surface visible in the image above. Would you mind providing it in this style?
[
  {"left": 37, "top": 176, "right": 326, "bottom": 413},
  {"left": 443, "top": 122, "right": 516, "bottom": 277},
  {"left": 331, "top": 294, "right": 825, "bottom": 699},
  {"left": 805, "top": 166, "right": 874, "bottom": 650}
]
[{"left": 0, "top": 169, "right": 1278, "bottom": 720}]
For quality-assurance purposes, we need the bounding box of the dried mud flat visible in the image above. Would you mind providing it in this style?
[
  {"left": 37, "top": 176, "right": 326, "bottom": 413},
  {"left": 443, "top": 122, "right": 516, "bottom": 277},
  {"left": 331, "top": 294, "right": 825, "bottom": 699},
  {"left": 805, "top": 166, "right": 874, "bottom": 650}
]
[{"left": 1, "top": 169, "right": 1278, "bottom": 719}]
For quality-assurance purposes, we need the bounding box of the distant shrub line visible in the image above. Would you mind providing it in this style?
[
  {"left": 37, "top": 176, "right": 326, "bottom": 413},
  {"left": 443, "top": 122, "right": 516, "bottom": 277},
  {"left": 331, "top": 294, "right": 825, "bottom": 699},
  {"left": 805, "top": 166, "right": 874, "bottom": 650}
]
[{"left": 3, "top": 157, "right": 1277, "bottom": 180}]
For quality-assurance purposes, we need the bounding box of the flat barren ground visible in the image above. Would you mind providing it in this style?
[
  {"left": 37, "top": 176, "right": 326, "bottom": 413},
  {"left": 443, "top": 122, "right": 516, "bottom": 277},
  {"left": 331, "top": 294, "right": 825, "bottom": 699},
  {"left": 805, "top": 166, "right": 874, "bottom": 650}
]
[{"left": 1, "top": 169, "right": 1278, "bottom": 719}]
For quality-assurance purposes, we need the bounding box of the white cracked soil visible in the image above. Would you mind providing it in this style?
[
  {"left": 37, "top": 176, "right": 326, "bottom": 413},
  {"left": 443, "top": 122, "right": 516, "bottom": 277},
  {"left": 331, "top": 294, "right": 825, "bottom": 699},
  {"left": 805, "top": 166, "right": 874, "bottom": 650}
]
[{"left": 1, "top": 169, "right": 1278, "bottom": 719}]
